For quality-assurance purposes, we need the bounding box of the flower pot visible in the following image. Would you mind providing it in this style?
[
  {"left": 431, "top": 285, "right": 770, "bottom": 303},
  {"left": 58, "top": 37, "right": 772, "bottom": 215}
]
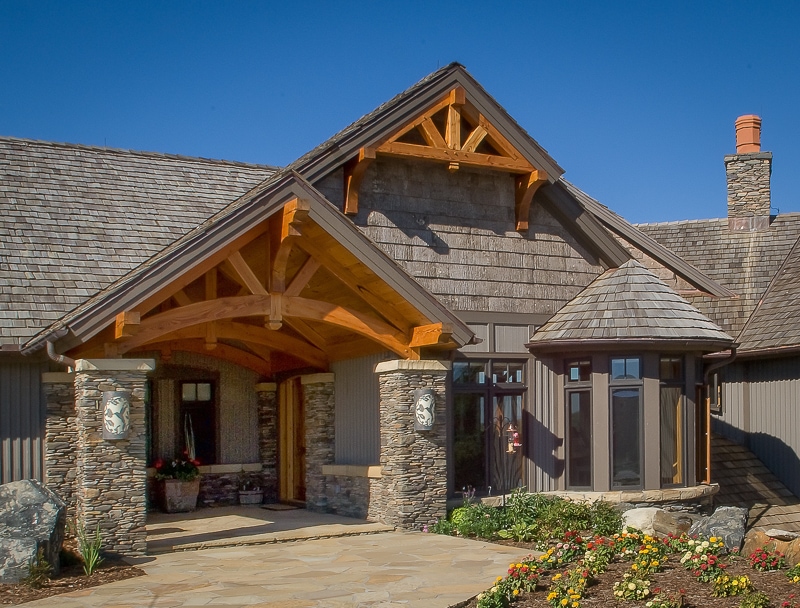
[
  {"left": 158, "top": 479, "right": 200, "bottom": 513},
  {"left": 238, "top": 490, "right": 263, "bottom": 506}
]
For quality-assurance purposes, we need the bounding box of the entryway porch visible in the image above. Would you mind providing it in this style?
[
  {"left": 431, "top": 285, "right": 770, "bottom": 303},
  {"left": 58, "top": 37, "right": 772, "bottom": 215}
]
[{"left": 146, "top": 504, "right": 392, "bottom": 554}]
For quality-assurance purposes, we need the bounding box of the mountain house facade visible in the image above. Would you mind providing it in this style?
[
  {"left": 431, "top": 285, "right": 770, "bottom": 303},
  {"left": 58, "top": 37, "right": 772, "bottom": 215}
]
[{"left": 1, "top": 65, "right": 798, "bottom": 556}]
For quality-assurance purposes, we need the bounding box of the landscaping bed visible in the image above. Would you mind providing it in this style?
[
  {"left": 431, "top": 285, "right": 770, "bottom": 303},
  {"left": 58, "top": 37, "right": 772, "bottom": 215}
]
[
  {"left": 0, "top": 537, "right": 144, "bottom": 605},
  {"left": 438, "top": 491, "right": 800, "bottom": 608}
]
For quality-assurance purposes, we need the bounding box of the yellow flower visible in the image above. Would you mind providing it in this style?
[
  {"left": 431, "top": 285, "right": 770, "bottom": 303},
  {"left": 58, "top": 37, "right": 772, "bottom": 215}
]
[
  {"left": 553, "top": 573, "right": 562, "bottom": 580},
  {"left": 516, "top": 563, "right": 522, "bottom": 568},
  {"left": 496, "top": 576, "right": 503, "bottom": 582},
  {"left": 513, "top": 589, "right": 520, "bottom": 596},
  {"left": 732, "top": 579, "right": 739, "bottom": 586},
  {"left": 548, "top": 592, "right": 557, "bottom": 601},
  {"left": 561, "top": 599, "right": 569, "bottom": 606}
]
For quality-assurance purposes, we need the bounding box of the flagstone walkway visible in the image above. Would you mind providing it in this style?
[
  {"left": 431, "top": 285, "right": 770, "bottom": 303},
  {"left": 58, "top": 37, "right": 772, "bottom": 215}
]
[{"left": 26, "top": 530, "right": 525, "bottom": 607}]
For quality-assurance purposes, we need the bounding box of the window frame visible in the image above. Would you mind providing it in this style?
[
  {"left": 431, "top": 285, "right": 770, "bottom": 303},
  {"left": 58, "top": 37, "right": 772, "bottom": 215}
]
[
  {"left": 565, "top": 359, "right": 593, "bottom": 490},
  {"left": 608, "top": 355, "right": 644, "bottom": 490}
]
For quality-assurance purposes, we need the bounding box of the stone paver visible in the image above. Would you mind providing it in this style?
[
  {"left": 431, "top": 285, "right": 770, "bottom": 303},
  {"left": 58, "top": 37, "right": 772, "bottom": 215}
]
[{"left": 26, "top": 531, "right": 525, "bottom": 607}]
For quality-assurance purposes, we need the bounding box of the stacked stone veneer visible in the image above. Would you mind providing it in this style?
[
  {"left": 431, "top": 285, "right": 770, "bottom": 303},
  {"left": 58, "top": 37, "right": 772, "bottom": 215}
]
[
  {"left": 74, "top": 359, "right": 153, "bottom": 557},
  {"left": 725, "top": 151, "right": 772, "bottom": 230},
  {"left": 43, "top": 372, "right": 77, "bottom": 511},
  {"left": 303, "top": 374, "right": 335, "bottom": 512},
  {"left": 256, "top": 383, "right": 278, "bottom": 503},
  {"left": 369, "top": 360, "right": 449, "bottom": 529}
]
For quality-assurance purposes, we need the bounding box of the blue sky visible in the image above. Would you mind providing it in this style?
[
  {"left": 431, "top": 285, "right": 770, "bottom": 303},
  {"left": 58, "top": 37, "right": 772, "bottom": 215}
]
[{"left": 1, "top": 1, "right": 798, "bottom": 223}]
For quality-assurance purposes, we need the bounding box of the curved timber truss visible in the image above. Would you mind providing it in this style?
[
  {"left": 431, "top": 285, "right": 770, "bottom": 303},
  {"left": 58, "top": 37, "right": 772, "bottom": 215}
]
[
  {"left": 343, "top": 86, "right": 549, "bottom": 231},
  {"left": 76, "top": 198, "right": 455, "bottom": 376}
]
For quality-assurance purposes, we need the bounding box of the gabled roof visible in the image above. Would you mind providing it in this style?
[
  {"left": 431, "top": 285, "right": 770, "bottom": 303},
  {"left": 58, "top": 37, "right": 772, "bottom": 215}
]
[
  {"left": 636, "top": 214, "right": 800, "bottom": 341},
  {"left": 0, "top": 137, "right": 275, "bottom": 343},
  {"left": 286, "top": 62, "right": 565, "bottom": 186},
  {"left": 527, "top": 260, "right": 734, "bottom": 352},
  {"left": 561, "top": 180, "right": 735, "bottom": 298},
  {"left": 736, "top": 235, "right": 800, "bottom": 356},
  {"left": 23, "top": 172, "right": 475, "bottom": 356}
]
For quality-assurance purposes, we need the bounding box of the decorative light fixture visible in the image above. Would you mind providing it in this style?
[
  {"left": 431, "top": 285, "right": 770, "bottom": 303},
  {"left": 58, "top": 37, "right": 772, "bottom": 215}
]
[
  {"left": 413, "top": 388, "right": 435, "bottom": 431},
  {"left": 102, "top": 391, "right": 131, "bottom": 440}
]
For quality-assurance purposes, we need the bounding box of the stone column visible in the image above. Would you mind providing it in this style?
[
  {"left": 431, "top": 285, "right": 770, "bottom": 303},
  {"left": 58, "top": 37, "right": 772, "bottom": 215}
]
[
  {"left": 370, "top": 360, "right": 449, "bottom": 529},
  {"left": 43, "top": 372, "right": 77, "bottom": 511},
  {"left": 73, "top": 359, "right": 154, "bottom": 557},
  {"left": 255, "top": 382, "right": 278, "bottom": 503},
  {"left": 301, "top": 373, "right": 335, "bottom": 512}
]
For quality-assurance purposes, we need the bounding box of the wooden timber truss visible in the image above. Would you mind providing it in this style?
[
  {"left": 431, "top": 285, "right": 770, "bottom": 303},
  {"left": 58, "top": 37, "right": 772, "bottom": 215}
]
[
  {"left": 343, "top": 86, "right": 548, "bottom": 231},
  {"left": 71, "top": 198, "right": 456, "bottom": 376}
]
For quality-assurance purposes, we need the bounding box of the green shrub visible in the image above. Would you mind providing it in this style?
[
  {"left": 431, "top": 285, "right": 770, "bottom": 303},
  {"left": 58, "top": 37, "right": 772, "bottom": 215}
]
[
  {"left": 589, "top": 500, "right": 622, "bottom": 536},
  {"left": 23, "top": 549, "right": 51, "bottom": 589},
  {"left": 738, "top": 591, "right": 771, "bottom": 608},
  {"left": 77, "top": 524, "right": 104, "bottom": 576}
]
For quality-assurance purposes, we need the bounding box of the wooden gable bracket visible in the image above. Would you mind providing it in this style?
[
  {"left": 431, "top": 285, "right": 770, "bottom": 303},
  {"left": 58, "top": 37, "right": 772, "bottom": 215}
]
[
  {"left": 515, "top": 170, "right": 549, "bottom": 232},
  {"left": 343, "top": 147, "right": 376, "bottom": 215},
  {"left": 373, "top": 86, "right": 535, "bottom": 175},
  {"left": 115, "top": 311, "right": 141, "bottom": 339}
]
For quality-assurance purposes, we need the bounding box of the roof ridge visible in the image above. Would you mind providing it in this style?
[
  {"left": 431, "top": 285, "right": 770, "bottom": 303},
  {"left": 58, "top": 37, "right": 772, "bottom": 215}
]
[{"left": 0, "top": 135, "right": 280, "bottom": 171}]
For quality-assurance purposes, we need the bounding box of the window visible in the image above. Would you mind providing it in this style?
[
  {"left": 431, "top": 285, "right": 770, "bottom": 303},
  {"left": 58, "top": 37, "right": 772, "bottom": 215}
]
[
  {"left": 610, "top": 357, "right": 642, "bottom": 488},
  {"left": 452, "top": 358, "right": 526, "bottom": 496},
  {"left": 660, "top": 357, "right": 685, "bottom": 486},
  {"left": 179, "top": 381, "right": 216, "bottom": 465},
  {"left": 565, "top": 360, "right": 592, "bottom": 489}
]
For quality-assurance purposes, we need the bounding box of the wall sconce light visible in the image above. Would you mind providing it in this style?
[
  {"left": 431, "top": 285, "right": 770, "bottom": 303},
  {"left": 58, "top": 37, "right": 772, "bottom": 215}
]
[
  {"left": 413, "top": 388, "right": 435, "bottom": 431},
  {"left": 102, "top": 391, "right": 131, "bottom": 440}
]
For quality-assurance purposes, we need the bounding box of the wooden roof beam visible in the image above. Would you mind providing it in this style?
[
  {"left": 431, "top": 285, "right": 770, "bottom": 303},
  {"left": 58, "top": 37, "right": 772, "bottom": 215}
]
[
  {"left": 515, "top": 170, "right": 548, "bottom": 232},
  {"left": 115, "top": 311, "right": 140, "bottom": 339},
  {"left": 343, "top": 148, "right": 375, "bottom": 216},
  {"left": 376, "top": 141, "right": 534, "bottom": 173},
  {"left": 113, "top": 294, "right": 415, "bottom": 360},
  {"left": 409, "top": 323, "right": 453, "bottom": 348},
  {"left": 296, "top": 237, "right": 413, "bottom": 334},
  {"left": 133, "top": 340, "right": 272, "bottom": 376}
]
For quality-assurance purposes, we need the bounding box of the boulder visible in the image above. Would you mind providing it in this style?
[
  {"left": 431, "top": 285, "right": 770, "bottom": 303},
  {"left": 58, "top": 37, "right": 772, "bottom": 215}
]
[
  {"left": 742, "top": 529, "right": 800, "bottom": 566},
  {"left": 0, "top": 480, "right": 66, "bottom": 584},
  {"left": 766, "top": 529, "right": 800, "bottom": 542},
  {"left": 688, "top": 506, "right": 748, "bottom": 552},
  {"left": 622, "top": 507, "right": 686, "bottom": 538}
]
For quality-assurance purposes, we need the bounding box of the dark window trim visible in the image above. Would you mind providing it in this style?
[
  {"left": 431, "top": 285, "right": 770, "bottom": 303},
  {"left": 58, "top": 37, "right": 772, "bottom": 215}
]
[{"left": 609, "top": 355, "right": 644, "bottom": 490}]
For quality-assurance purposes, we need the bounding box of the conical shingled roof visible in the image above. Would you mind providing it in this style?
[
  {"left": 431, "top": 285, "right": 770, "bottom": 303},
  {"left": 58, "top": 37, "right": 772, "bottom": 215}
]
[{"left": 527, "top": 260, "right": 735, "bottom": 352}]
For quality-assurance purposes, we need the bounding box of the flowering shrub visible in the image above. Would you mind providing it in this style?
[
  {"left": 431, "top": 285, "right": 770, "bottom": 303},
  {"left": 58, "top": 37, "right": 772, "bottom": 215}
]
[
  {"left": 612, "top": 530, "right": 645, "bottom": 560},
  {"left": 680, "top": 550, "right": 726, "bottom": 582},
  {"left": 787, "top": 565, "right": 800, "bottom": 584},
  {"left": 738, "top": 591, "right": 773, "bottom": 608},
  {"left": 476, "top": 578, "right": 510, "bottom": 608},
  {"left": 583, "top": 540, "right": 614, "bottom": 576},
  {"left": 154, "top": 456, "right": 200, "bottom": 481},
  {"left": 538, "top": 539, "right": 585, "bottom": 570},
  {"left": 612, "top": 572, "right": 651, "bottom": 600},
  {"left": 750, "top": 546, "right": 786, "bottom": 571},
  {"left": 546, "top": 566, "right": 590, "bottom": 608},
  {"left": 645, "top": 589, "right": 685, "bottom": 608},
  {"left": 504, "top": 559, "right": 540, "bottom": 594},
  {"left": 782, "top": 592, "right": 800, "bottom": 607},
  {"left": 712, "top": 574, "right": 754, "bottom": 597}
]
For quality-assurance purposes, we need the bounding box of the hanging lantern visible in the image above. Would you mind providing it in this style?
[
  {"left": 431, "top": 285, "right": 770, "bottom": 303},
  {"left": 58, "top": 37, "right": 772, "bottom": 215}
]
[
  {"left": 102, "top": 391, "right": 131, "bottom": 440},
  {"left": 413, "top": 388, "right": 435, "bottom": 431}
]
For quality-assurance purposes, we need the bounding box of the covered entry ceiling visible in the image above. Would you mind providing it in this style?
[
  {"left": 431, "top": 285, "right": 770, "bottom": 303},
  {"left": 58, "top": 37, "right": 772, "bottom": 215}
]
[{"left": 64, "top": 178, "right": 474, "bottom": 376}]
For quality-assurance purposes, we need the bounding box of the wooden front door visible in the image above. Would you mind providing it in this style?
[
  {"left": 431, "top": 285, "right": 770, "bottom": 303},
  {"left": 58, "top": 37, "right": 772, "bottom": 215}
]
[{"left": 279, "top": 377, "right": 306, "bottom": 503}]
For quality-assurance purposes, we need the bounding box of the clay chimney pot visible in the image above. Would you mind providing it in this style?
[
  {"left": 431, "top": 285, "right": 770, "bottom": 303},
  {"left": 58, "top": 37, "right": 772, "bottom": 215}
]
[{"left": 735, "top": 114, "right": 762, "bottom": 153}]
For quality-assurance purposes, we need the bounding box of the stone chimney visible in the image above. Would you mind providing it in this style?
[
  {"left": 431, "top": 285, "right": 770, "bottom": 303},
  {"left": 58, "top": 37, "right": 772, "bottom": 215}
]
[{"left": 725, "top": 114, "right": 772, "bottom": 231}]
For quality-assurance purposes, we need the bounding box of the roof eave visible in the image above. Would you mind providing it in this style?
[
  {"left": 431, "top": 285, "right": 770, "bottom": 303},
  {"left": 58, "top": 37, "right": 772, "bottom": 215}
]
[{"left": 526, "top": 337, "right": 737, "bottom": 354}]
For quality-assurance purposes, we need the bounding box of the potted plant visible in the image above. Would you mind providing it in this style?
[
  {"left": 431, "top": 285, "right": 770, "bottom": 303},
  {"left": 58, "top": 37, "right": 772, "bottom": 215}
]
[
  {"left": 154, "top": 456, "right": 201, "bottom": 513},
  {"left": 238, "top": 473, "right": 263, "bottom": 506}
]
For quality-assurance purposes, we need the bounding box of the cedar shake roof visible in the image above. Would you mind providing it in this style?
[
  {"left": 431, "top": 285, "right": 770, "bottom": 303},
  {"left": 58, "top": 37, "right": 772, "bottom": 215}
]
[
  {"left": 635, "top": 214, "right": 800, "bottom": 343},
  {"left": 0, "top": 137, "right": 275, "bottom": 343},
  {"left": 527, "top": 260, "right": 734, "bottom": 351},
  {"left": 736, "top": 236, "right": 800, "bottom": 355}
]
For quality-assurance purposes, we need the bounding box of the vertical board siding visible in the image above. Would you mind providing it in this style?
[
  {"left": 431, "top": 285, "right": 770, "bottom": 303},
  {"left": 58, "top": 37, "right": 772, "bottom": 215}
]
[
  {"left": 714, "top": 357, "right": 800, "bottom": 497},
  {"left": 0, "top": 359, "right": 49, "bottom": 484},
  {"left": 530, "top": 357, "right": 557, "bottom": 491},
  {"left": 746, "top": 357, "right": 800, "bottom": 496},
  {"left": 494, "top": 324, "right": 530, "bottom": 353},
  {"left": 332, "top": 352, "right": 387, "bottom": 465},
  {"left": 460, "top": 323, "right": 489, "bottom": 352}
]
